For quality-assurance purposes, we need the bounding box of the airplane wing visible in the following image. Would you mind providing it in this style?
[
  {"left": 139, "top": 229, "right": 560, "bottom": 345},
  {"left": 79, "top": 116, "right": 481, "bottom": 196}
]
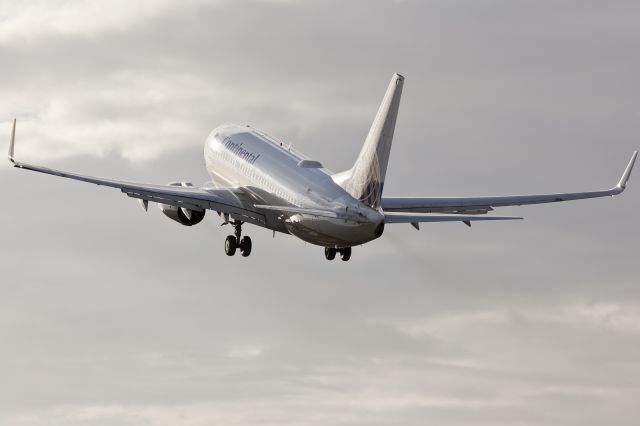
[
  {"left": 381, "top": 151, "right": 637, "bottom": 215},
  {"left": 384, "top": 213, "right": 521, "bottom": 230},
  {"left": 7, "top": 119, "right": 266, "bottom": 225}
]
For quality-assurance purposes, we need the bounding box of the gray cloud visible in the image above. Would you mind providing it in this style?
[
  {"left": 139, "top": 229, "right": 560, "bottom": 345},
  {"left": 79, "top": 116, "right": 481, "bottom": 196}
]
[{"left": 1, "top": 0, "right": 639, "bottom": 425}]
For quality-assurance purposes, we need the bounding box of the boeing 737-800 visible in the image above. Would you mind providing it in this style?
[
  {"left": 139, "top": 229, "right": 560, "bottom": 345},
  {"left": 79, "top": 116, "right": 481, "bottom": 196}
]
[{"left": 7, "top": 74, "right": 637, "bottom": 261}]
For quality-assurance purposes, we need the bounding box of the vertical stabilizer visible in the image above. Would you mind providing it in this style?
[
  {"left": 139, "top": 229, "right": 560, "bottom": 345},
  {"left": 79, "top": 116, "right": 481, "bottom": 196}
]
[{"left": 341, "top": 73, "right": 404, "bottom": 208}]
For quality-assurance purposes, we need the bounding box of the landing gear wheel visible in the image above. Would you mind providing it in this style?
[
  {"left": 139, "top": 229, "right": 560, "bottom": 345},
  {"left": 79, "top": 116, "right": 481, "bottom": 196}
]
[
  {"left": 324, "top": 247, "right": 336, "bottom": 260},
  {"left": 224, "top": 235, "right": 237, "bottom": 256},
  {"left": 240, "top": 236, "right": 252, "bottom": 257},
  {"left": 340, "top": 247, "right": 352, "bottom": 262},
  {"left": 223, "top": 220, "right": 252, "bottom": 258}
]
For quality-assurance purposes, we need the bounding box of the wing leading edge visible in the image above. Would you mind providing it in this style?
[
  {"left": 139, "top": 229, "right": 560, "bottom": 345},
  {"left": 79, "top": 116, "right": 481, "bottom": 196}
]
[
  {"left": 7, "top": 119, "right": 266, "bottom": 225},
  {"left": 382, "top": 151, "right": 637, "bottom": 215}
]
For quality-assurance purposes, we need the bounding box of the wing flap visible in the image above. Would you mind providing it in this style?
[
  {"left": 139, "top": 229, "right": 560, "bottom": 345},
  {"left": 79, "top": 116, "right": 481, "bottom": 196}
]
[{"left": 385, "top": 213, "right": 522, "bottom": 224}]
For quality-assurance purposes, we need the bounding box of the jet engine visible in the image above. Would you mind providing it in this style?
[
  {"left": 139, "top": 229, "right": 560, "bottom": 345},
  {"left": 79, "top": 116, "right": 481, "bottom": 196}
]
[{"left": 158, "top": 182, "right": 206, "bottom": 226}]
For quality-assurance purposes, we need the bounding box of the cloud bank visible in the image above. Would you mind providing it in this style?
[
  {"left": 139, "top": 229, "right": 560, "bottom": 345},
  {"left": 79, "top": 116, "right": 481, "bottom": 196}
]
[{"left": 1, "top": 1, "right": 639, "bottom": 425}]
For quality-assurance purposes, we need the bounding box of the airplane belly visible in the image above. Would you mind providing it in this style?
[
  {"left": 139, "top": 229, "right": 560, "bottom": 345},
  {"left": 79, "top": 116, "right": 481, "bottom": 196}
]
[
  {"left": 284, "top": 214, "right": 384, "bottom": 247},
  {"left": 204, "top": 124, "right": 383, "bottom": 244}
]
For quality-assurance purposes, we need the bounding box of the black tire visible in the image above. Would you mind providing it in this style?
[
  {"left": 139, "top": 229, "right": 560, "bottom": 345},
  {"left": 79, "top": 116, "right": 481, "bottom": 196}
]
[
  {"left": 240, "top": 236, "right": 252, "bottom": 257},
  {"left": 341, "top": 247, "right": 352, "bottom": 261},
  {"left": 324, "top": 247, "right": 336, "bottom": 260},
  {"left": 225, "top": 235, "right": 237, "bottom": 256}
]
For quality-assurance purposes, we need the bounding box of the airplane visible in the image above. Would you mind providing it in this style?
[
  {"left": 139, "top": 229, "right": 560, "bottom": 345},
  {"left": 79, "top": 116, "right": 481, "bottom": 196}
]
[{"left": 7, "top": 74, "right": 637, "bottom": 261}]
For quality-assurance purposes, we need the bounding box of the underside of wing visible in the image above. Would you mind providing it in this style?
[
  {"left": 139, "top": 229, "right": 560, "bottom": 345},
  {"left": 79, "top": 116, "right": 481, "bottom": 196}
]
[
  {"left": 7, "top": 120, "right": 266, "bottom": 225},
  {"left": 382, "top": 151, "right": 637, "bottom": 215},
  {"left": 16, "top": 161, "right": 267, "bottom": 225}
]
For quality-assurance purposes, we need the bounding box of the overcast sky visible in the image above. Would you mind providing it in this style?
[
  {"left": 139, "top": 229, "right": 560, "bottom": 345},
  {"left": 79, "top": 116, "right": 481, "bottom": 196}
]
[{"left": 1, "top": 1, "right": 639, "bottom": 425}]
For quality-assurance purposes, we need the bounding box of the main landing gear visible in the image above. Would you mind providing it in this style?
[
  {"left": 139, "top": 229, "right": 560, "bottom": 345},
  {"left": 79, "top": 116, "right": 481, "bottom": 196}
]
[
  {"left": 324, "top": 247, "right": 351, "bottom": 262},
  {"left": 224, "top": 221, "right": 252, "bottom": 257}
]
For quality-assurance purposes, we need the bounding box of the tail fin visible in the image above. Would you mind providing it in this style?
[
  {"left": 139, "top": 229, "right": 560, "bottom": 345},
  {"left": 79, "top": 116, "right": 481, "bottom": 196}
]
[{"left": 339, "top": 73, "right": 404, "bottom": 208}]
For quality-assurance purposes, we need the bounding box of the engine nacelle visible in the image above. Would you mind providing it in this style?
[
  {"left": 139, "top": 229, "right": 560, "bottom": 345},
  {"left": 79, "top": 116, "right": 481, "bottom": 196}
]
[{"left": 158, "top": 182, "right": 206, "bottom": 226}]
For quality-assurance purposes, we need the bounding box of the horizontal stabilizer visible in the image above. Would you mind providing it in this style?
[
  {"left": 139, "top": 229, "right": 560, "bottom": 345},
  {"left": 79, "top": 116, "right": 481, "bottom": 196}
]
[
  {"left": 385, "top": 213, "right": 522, "bottom": 224},
  {"left": 254, "top": 204, "right": 340, "bottom": 218}
]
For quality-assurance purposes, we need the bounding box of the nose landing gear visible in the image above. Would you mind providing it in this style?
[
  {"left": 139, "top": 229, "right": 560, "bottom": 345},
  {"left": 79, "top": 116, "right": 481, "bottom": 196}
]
[
  {"left": 224, "top": 221, "right": 252, "bottom": 257},
  {"left": 324, "top": 247, "right": 351, "bottom": 261}
]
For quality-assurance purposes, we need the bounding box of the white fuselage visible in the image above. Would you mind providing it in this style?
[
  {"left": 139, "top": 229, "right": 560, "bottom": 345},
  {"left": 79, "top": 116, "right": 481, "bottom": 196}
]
[{"left": 204, "top": 124, "right": 385, "bottom": 247}]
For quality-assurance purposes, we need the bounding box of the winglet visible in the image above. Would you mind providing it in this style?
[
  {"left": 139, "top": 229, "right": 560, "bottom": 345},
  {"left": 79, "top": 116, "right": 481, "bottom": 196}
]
[
  {"left": 615, "top": 150, "right": 638, "bottom": 192},
  {"left": 8, "top": 118, "right": 16, "bottom": 164}
]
